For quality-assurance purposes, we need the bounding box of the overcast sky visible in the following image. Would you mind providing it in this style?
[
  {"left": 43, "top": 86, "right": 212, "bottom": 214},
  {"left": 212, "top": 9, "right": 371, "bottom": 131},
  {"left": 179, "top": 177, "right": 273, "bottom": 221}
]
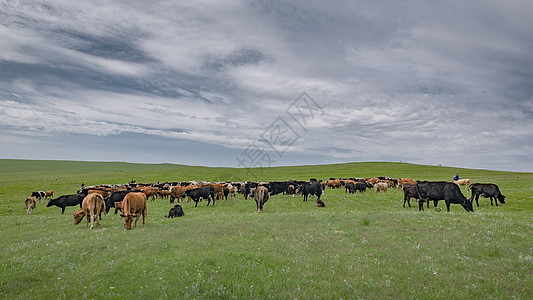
[{"left": 1, "top": 1, "right": 532, "bottom": 172}]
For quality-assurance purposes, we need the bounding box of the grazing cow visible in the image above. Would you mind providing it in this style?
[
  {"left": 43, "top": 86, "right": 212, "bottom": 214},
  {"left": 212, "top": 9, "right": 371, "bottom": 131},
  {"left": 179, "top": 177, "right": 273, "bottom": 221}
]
[
  {"left": 31, "top": 191, "right": 46, "bottom": 202},
  {"left": 184, "top": 186, "right": 215, "bottom": 207},
  {"left": 375, "top": 182, "right": 388, "bottom": 193},
  {"left": 73, "top": 193, "right": 106, "bottom": 229},
  {"left": 287, "top": 185, "right": 296, "bottom": 196},
  {"left": 469, "top": 183, "right": 506, "bottom": 207},
  {"left": 105, "top": 190, "right": 133, "bottom": 214},
  {"left": 296, "top": 182, "right": 323, "bottom": 202},
  {"left": 166, "top": 204, "right": 184, "bottom": 218},
  {"left": 416, "top": 181, "right": 473, "bottom": 212},
  {"left": 402, "top": 183, "right": 421, "bottom": 209},
  {"left": 254, "top": 186, "right": 269, "bottom": 212},
  {"left": 24, "top": 197, "right": 37, "bottom": 215},
  {"left": 47, "top": 194, "right": 85, "bottom": 214},
  {"left": 453, "top": 179, "right": 471, "bottom": 190},
  {"left": 120, "top": 192, "right": 147, "bottom": 230}
]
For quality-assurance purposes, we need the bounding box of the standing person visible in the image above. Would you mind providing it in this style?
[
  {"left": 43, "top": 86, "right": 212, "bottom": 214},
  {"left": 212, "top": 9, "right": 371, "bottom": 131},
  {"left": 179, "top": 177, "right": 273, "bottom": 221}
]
[{"left": 453, "top": 173, "right": 459, "bottom": 181}]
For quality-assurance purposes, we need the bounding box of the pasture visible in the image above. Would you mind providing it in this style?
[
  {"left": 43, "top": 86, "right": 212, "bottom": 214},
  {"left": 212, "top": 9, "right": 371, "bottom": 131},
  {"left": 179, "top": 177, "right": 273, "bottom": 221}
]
[{"left": 1, "top": 159, "right": 532, "bottom": 299}]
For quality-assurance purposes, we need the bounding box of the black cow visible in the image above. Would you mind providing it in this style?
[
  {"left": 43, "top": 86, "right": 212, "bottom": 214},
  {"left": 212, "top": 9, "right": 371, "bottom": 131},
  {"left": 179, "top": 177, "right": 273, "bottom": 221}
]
[
  {"left": 347, "top": 181, "right": 368, "bottom": 193},
  {"left": 31, "top": 191, "right": 46, "bottom": 202},
  {"left": 184, "top": 186, "right": 215, "bottom": 207},
  {"left": 270, "top": 181, "right": 289, "bottom": 196},
  {"left": 402, "top": 183, "right": 421, "bottom": 209},
  {"left": 415, "top": 181, "right": 473, "bottom": 212},
  {"left": 242, "top": 182, "right": 258, "bottom": 200},
  {"left": 105, "top": 190, "right": 134, "bottom": 214},
  {"left": 469, "top": 183, "right": 506, "bottom": 207},
  {"left": 166, "top": 204, "right": 184, "bottom": 218},
  {"left": 47, "top": 194, "right": 85, "bottom": 214},
  {"left": 296, "top": 182, "right": 323, "bottom": 202}
]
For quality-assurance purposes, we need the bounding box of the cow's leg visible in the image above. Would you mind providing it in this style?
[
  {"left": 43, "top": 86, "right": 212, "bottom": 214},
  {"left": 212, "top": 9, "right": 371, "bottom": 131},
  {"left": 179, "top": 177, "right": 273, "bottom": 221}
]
[
  {"left": 493, "top": 196, "right": 498, "bottom": 206},
  {"left": 418, "top": 199, "right": 424, "bottom": 211},
  {"left": 433, "top": 200, "right": 438, "bottom": 208},
  {"left": 194, "top": 200, "right": 198, "bottom": 207},
  {"left": 316, "top": 193, "right": 321, "bottom": 202},
  {"left": 61, "top": 207, "right": 66, "bottom": 214},
  {"left": 445, "top": 200, "right": 451, "bottom": 212}
]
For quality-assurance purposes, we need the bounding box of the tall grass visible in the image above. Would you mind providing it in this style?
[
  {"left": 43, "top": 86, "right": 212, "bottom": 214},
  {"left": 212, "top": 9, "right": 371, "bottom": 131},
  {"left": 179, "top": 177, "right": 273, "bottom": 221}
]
[{"left": 0, "top": 159, "right": 532, "bottom": 298}]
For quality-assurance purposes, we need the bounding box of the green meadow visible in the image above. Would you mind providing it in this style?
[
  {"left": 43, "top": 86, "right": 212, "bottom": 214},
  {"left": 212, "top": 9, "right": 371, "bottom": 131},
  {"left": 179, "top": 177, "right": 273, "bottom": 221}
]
[{"left": 0, "top": 159, "right": 532, "bottom": 299}]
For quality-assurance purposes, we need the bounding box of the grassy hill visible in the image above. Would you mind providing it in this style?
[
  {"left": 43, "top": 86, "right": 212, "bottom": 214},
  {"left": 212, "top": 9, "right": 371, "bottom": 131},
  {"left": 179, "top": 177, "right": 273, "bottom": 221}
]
[{"left": 1, "top": 159, "right": 532, "bottom": 299}]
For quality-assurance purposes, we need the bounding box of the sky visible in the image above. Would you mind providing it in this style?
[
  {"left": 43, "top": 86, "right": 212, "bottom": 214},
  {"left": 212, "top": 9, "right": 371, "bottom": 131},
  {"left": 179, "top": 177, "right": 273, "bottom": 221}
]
[{"left": 1, "top": 0, "right": 532, "bottom": 172}]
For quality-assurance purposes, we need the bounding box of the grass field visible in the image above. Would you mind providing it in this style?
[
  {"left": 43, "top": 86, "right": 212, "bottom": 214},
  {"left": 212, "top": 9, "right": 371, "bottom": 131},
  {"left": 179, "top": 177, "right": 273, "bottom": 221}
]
[{"left": 1, "top": 159, "right": 532, "bottom": 299}]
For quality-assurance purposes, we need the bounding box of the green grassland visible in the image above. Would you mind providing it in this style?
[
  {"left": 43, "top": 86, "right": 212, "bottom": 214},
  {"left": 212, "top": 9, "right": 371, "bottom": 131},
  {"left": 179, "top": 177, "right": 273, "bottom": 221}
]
[{"left": 1, "top": 159, "right": 532, "bottom": 299}]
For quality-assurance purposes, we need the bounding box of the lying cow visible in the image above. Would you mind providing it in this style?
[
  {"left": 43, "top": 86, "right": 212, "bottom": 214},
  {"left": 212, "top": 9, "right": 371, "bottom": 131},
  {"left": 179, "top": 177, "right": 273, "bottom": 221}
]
[
  {"left": 416, "top": 181, "right": 473, "bottom": 212},
  {"left": 166, "top": 204, "right": 184, "bottom": 218},
  {"left": 120, "top": 192, "right": 147, "bottom": 230},
  {"left": 24, "top": 197, "right": 37, "bottom": 215},
  {"left": 184, "top": 186, "right": 215, "bottom": 207},
  {"left": 47, "top": 194, "right": 85, "bottom": 214},
  {"left": 469, "top": 183, "right": 506, "bottom": 207},
  {"left": 254, "top": 186, "right": 269, "bottom": 212},
  {"left": 73, "top": 193, "right": 106, "bottom": 229}
]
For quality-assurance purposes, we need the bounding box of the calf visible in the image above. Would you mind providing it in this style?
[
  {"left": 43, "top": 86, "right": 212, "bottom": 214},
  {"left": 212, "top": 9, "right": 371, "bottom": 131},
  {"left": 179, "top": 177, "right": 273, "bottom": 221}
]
[
  {"left": 120, "top": 192, "right": 147, "bottom": 230},
  {"left": 469, "top": 183, "right": 506, "bottom": 207},
  {"left": 47, "top": 194, "right": 85, "bottom": 214},
  {"left": 254, "top": 186, "right": 269, "bottom": 212},
  {"left": 316, "top": 199, "right": 325, "bottom": 207},
  {"left": 184, "top": 186, "right": 215, "bottom": 207},
  {"left": 24, "top": 197, "right": 37, "bottom": 215},
  {"left": 44, "top": 190, "right": 54, "bottom": 200},
  {"left": 166, "top": 204, "right": 184, "bottom": 218},
  {"left": 73, "top": 193, "right": 106, "bottom": 229},
  {"left": 375, "top": 182, "right": 388, "bottom": 193}
]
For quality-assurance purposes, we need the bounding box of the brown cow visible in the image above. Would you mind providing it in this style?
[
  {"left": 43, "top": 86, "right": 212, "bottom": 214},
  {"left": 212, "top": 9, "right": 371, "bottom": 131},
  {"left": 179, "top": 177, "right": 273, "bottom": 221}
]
[
  {"left": 24, "top": 197, "right": 37, "bottom": 215},
  {"left": 120, "top": 192, "right": 147, "bottom": 230},
  {"left": 210, "top": 183, "right": 224, "bottom": 200},
  {"left": 44, "top": 190, "right": 54, "bottom": 200},
  {"left": 398, "top": 178, "right": 416, "bottom": 188},
  {"left": 254, "top": 186, "right": 269, "bottom": 212},
  {"left": 73, "top": 193, "right": 105, "bottom": 229},
  {"left": 138, "top": 187, "right": 159, "bottom": 201},
  {"left": 88, "top": 189, "right": 111, "bottom": 198}
]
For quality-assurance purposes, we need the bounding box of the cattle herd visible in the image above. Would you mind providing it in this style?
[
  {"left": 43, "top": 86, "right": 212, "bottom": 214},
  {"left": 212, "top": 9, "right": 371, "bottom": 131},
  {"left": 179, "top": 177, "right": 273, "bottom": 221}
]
[{"left": 25, "top": 176, "right": 506, "bottom": 230}]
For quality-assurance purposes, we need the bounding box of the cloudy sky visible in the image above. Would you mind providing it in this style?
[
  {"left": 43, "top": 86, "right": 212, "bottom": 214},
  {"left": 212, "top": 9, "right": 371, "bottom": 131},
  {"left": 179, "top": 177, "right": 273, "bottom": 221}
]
[{"left": 1, "top": 0, "right": 532, "bottom": 172}]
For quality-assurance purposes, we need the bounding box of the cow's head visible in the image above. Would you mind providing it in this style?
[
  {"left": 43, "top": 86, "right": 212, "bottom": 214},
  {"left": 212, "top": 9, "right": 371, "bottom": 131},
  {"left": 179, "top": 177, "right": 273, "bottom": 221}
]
[
  {"left": 46, "top": 198, "right": 56, "bottom": 207},
  {"left": 120, "top": 214, "right": 139, "bottom": 230},
  {"left": 73, "top": 209, "right": 86, "bottom": 224},
  {"left": 498, "top": 194, "right": 506, "bottom": 204},
  {"left": 462, "top": 200, "right": 474, "bottom": 212}
]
